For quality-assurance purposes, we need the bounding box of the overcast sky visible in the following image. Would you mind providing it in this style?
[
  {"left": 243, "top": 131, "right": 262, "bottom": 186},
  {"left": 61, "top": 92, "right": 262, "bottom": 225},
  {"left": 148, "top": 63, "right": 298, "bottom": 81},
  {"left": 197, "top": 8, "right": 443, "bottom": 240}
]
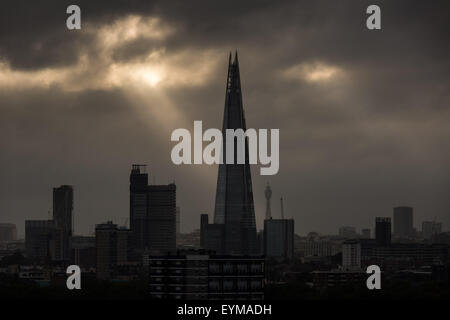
[{"left": 1, "top": 0, "right": 449, "bottom": 237}]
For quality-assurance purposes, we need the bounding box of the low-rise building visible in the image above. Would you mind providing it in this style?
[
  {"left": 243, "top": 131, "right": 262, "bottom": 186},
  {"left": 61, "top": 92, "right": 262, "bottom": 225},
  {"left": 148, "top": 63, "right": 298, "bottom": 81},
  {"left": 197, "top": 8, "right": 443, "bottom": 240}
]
[{"left": 145, "top": 251, "right": 265, "bottom": 300}]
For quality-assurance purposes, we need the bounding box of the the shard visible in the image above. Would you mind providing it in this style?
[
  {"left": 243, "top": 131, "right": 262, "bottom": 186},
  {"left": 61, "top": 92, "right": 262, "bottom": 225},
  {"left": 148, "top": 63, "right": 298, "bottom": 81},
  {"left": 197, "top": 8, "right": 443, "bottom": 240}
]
[{"left": 212, "top": 52, "right": 257, "bottom": 255}]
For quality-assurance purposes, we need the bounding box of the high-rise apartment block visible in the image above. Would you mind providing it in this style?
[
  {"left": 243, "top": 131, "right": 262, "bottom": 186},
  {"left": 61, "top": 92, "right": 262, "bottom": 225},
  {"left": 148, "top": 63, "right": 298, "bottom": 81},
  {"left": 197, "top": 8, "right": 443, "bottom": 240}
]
[{"left": 130, "top": 164, "right": 176, "bottom": 254}]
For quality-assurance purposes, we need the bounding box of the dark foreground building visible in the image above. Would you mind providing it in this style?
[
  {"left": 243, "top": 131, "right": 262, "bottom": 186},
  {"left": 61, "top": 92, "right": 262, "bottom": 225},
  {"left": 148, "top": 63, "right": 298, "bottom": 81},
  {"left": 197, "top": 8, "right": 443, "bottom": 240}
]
[
  {"left": 201, "top": 52, "right": 258, "bottom": 255},
  {"left": 145, "top": 251, "right": 265, "bottom": 300},
  {"left": 130, "top": 164, "right": 176, "bottom": 254},
  {"left": 264, "top": 218, "right": 295, "bottom": 260}
]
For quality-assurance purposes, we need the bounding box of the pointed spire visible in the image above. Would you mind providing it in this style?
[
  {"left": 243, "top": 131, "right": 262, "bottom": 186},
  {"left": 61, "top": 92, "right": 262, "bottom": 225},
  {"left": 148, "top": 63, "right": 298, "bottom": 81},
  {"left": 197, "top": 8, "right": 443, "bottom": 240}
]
[
  {"left": 226, "top": 52, "right": 233, "bottom": 91},
  {"left": 215, "top": 52, "right": 257, "bottom": 254}
]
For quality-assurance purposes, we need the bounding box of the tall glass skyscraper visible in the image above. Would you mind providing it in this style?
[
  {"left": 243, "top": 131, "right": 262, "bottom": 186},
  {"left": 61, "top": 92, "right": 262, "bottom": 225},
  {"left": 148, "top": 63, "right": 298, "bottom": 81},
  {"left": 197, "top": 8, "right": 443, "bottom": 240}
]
[{"left": 212, "top": 52, "right": 257, "bottom": 255}]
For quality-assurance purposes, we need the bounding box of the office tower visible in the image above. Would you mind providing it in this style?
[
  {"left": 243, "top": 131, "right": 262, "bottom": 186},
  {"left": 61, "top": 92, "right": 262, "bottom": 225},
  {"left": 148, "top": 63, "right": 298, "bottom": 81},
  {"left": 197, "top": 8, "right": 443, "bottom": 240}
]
[
  {"left": 422, "top": 221, "right": 442, "bottom": 239},
  {"left": 210, "top": 52, "right": 257, "bottom": 255},
  {"left": 25, "top": 220, "right": 61, "bottom": 260},
  {"left": 393, "top": 206, "right": 414, "bottom": 238},
  {"left": 176, "top": 206, "right": 181, "bottom": 235},
  {"left": 375, "top": 217, "right": 391, "bottom": 246},
  {"left": 147, "top": 184, "right": 176, "bottom": 253},
  {"left": 342, "top": 240, "right": 361, "bottom": 269},
  {"left": 361, "top": 228, "right": 371, "bottom": 239},
  {"left": 130, "top": 164, "right": 149, "bottom": 250},
  {"left": 129, "top": 164, "right": 177, "bottom": 253},
  {"left": 200, "top": 214, "right": 224, "bottom": 253},
  {"left": 265, "top": 183, "right": 272, "bottom": 220},
  {"left": 53, "top": 185, "right": 73, "bottom": 261},
  {"left": 0, "top": 223, "right": 17, "bottom": 242},
  {"left": 95, "top": 221, "right": 130, "bottom": 280},
  {"left": 263, "top": 219, "right": 294, "bottom": 260},
  {"left": 338, "top": 226, "right": 357, "bottom": 239}
]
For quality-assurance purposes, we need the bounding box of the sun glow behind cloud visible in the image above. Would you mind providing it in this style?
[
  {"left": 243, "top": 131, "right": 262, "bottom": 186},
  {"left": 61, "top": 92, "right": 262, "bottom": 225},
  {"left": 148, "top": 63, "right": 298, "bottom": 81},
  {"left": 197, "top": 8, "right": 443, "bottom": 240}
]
[
  {"left": 0, "top": 15, "right": 219, "bottom": 92},
  {"left": 0, "top": 13, "right": 222, "bottom": 171},
  {"left": 282, "top": 61, "right": 343, "bottom": 83}
]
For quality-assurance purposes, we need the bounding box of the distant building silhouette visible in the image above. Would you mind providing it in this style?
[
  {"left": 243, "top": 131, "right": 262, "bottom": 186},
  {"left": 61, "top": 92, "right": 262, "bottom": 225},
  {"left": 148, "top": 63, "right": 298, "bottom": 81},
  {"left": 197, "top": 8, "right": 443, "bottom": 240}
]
[
  {"left": 422, "top": 221, "right": 442, "bottom": 239},
  {"left": 338, "top": 226, "right": 357, "bottom": 239},
  {"left": 71, "top": 235, "right": 96, "bottom": 269},
  {"left": 53, "top": 185, "right": 73, "bottom": 261},
  {"left": 375, "top": 217, "right": 391, "bottom": 246},
  {"left": 177, "top": 229, "right": 201, "bottom": 250},
  {"left": 368, "top": 243, "right": 448, "bottom": 270},
  {"left": 0, "top": 223, "right": 17, "bottom": 242},
  {"left": 361, "top": 228, "right": 371, "bottom": 239},
  {"left": 202, "top": 52, "right": 257, "bottom": 255},
  {"left": 297, "top": 234, "right": 342, "bottom": 258},
  {"left": 129, "top": 164, "right": 176, "bottom": 254},
  {"left": 95, "top": 221, "right": 131, "bottom": 280},
  {"left": 25, "top": 220, "right": 60, "bottom": 261},
  {"left": 342, "top": 240, "right": 361, "bottom": 269},
  {"left": 393, "top": 206, "right": 414, "bottom": 238},
  {"left": 264, "top": 218, "right": 294, "bottom": 260}
]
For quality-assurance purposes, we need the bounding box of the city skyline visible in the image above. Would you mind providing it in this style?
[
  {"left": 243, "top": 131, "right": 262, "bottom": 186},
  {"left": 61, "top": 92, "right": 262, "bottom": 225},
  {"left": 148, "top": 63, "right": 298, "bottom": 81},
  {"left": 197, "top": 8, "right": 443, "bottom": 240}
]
[
  {"left": 1, "top": 0, "right": 450, "bottom": 237},
  {"left": 7, "top": 176, "right": 445, "bottom": 238}
]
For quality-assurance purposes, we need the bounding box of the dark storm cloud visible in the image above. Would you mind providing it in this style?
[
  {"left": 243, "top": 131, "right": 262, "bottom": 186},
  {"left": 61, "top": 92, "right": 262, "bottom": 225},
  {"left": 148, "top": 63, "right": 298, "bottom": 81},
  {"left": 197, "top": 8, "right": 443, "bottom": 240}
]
[{"left": 1, "top": 0, "right": 450, "bottom": 235}]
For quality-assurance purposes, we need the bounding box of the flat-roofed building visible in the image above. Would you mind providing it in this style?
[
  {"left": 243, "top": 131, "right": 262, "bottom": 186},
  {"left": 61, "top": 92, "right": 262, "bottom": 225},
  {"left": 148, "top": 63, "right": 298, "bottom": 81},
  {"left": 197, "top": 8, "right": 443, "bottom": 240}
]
[{"left": 146, "top": 251, "right": 265, "bottom": 300}]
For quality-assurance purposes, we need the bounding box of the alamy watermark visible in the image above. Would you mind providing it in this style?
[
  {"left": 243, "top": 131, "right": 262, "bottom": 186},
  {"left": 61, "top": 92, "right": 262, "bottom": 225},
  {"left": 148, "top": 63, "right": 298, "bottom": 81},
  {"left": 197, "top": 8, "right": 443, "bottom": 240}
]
[{"left": 170, "top": 121, "right": 279, "bottom": 176}]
